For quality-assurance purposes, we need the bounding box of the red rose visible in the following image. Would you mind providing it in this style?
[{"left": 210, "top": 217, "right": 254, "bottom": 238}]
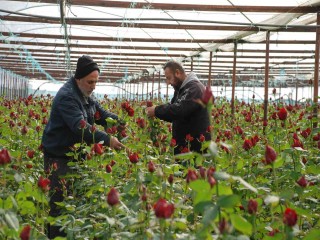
[
  {"left": 208, "top": 176, "right": 216, "bottom": 188},
  {"left": 146, "top": 101, "right": 153, "bottom": 107},
  {"left": 107, "top": 187, "right": 120, "bottom": 206},
  {"left": 106, "top": 164, "right": 112, "bottom": 173},
  {"left": 168, "top": 174, "right": 174, "bottom": 185},
  {"left": 147, "top": 161, "right": 156, "bottom": 173},
  {"left": 170, "top": 138, "right": 176, "bottom": 147},
  {"left": 185, "top": 134, "right": 194, "bottom": 142},
  {"left": 283, "top": 208, "right": 298, "bottom": 226},
  {"left": 129, "top": 153, "right": 139, "bottom": 164},
  {"left": 79, "top": 119, "right": 86, "bottom": 129},
  {"left": 265, "top": 145, "right": 277, "bottom": 164},
  {"left": 38, "top": 176, "right": 50, "bottom": 192},
  {"left": 0, "top": 148, "right": 11, "bottom": 165},
  {"left": 297, "top": 176, "right": 308, "bottom": 187},
  {"left": 247, "top": 199, "right": 258, "bottom": 214},
  {"left": 186, "top": 169, "right": 198, "bottom": 183},
  {"left": 20, "top": 225, "right": 31, "bottom": 240},
  {"left": 201, "top": 85, "right": 213, "bottom": 105},
  {"left": 242, "top": 139, "right": 253, "bottom": 151},
  {"left": 27, "top": 150, "right": 35, "bottom": 159},
  {"left": 199, "top": 134, "right": 205, "bottom": 143},
  {"left": 94, "top": 111, "right": 101, "bottom": 120},
  {"left": 153, "top": 198, "right": 174, "bottom": 219},
  {"left": 277, "top": 107, "right": 288, "bottom": 120},
  {"left": 92, "top": 143, "right": 103, "bottom": 155}
]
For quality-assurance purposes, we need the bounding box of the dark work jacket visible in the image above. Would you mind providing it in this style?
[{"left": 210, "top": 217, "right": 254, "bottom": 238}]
[
  {"left": 155, "top": 72, "right": 211, "bottom": 154},
  {"left": 42, "top": 77, "right": 118, "bottom": 157}
]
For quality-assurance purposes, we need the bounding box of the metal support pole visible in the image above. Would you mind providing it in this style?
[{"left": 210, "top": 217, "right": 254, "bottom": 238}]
[
  {"left": 313, "top": 12, "right": 320, "bottom": 128},
  {"left": 231, "top": 42, "right": 237, "bottom": 116},
  {"left": 263, "top": 31, "right": 270, "bottom": 134},
  {"left": 208, "top": 51, "right": 213, "bottom": 87}
]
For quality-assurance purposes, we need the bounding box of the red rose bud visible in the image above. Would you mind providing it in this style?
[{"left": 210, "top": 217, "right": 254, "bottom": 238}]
[
  {"left": 168, "top": 174, "right": 174, "bottom": 184},
  {"left": 20, "top": 225, "right": 31, "bottom": 240},
  {"left": 265, "top": 145, "right": 277, "bottom": 164},
  {"left": 185, "top": 134, "right": 194, "bottom": 142},
  {"left": 106, "top": 164, "right": 112, "bottom": 173},
  {"left": 153, "top": 198, "right": 174, "bottom": 219},
  {"left": 247, "top": 199, "right": 258, "bottom": 214},
  {"left": 283, "top": 208, "right": 298, "bottom": 226},
  {"left": 107, "top": 187, "right": 120, "bottom": 206},
  {"left": 208, "top": 176, "right": 216, "bottom": 188},
  {"left": 207, "top": 166, "right": 216, "bottom": 178},
  {"left": 0, "top": 148, "right": 11, "bottom": 165},
  {"left": 38, "top": 176, "right": 50, "bottom": 192},
  {"left": 199, "top": 134, "right": 205, "bottom": 143},
  {"left": 297, "top": 176, "right": 308, "bottom": 187},
  {"left": 94, "top": 111, "right": 101, "bottom": 120},
  {"left": 147, "top": 161, "right": 156, "bottom": 173},
  {"left": 79, "top": 119, "right": 86, "bottom": 129},
  {"left": 129, "top": 153, "right": 139, "bottom": 163},
  {"left": 21, "top": 125, "right": 28, "bottom": 135},
  {"left": 242, "top": 139, "right": 253, "bottom": 151},
  {"left": 127, "top": 107, "right": 134, "bottom": 117},
  {"left": 201, "top": 85, "right": 213, "bottom": 105},
  {"left": 170, "top": 138, "right": 176, "bottom": 147},
  {"left": 199, "top": 166, "right": 206, "bottom": 179},
  {"left": 92, "top": 143, "right": 103, "bottom": 155},
  {"left": 146, "top": 101, "right": 153, "bottom": 107},
  {"left": 186, "top": 169, "right": 198, "bottom": 183},
  {"left": 277, "top": 107, "right": 288, "bottom": 120},
  {"left": 110, "top": 159, "right": 116, "bottom": 166},
  {"left": 27, "top": 150, "right": 35, "bottom": 159}
]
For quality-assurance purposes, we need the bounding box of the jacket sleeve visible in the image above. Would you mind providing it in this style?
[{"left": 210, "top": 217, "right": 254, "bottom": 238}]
[
  {"left": 155, "top": 82, "right": 203, "bottom": 121},
  {"left": 58, "top": 94, "right": 111, "bottom": 146}
]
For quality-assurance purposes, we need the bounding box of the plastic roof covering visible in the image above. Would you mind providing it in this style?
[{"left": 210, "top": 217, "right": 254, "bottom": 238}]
[{"left": 0, "top": 0, "right": 319, "bottom": 85}]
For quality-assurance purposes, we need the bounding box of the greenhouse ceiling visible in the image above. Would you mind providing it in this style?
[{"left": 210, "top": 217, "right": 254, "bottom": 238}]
[{"left": 0, "top": 0, "right": 320, "bottom": 85}]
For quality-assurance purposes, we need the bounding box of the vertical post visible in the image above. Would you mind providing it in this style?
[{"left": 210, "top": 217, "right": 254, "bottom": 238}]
[
  {"left": 146, "top": 75, "right": 149, "bottom": 100},
  {"left": 158, "top": 71, "right": 161, "bottom": 101},
  {"left": 263, "top": 31, "right": 270, "bottom": 134},
  {"left": 313, "top": 12, "right": 320, "bottom": 128},
  {"left": 295, "top": 81, "right": 298, "bottom": 105},
  {"left": 151, "top": 72, "right": 155, "bottom": 100},
  {"left": 191, "top": 56, "right": 194, "bottom": 72},
  {"left": 231, "top": 42, "right": 237, "bottom": 116},
  {"left": 208, "top": 51, "right": 213, "bottom": 87},
  {"left": 141, "top": 79, "right": 144, "bottom": 101}
]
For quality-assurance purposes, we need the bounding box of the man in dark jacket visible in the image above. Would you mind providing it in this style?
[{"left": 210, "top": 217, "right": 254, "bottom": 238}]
[
  {"left": 146, "top": 61, "right": 211, "bottom": 154},
  {"left": 42, "top": 55, "right": 124, "bottom": 238}
]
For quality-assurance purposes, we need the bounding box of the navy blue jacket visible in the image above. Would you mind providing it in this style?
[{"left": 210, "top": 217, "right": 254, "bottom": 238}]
[
  {"left": 154, "top": 72, "right": 211, "bottom": 154},
  {"left": 42, "top": 77, "right": 118, "bottom": 157}
]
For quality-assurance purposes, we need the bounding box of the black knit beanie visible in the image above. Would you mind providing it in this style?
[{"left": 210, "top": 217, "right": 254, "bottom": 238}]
[{"left": 74, "top": 55, "right": 100, "bottom": 79}]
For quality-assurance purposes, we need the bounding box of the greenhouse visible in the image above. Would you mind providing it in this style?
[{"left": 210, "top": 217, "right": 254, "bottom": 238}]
[{"left": 0, "top": 0, "right": 319, "bottom": 239}]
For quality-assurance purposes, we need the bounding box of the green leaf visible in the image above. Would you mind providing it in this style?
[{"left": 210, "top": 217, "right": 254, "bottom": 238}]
[
  {"left": 189, "top": 179, "right": 210, "bottom": 192},
  {"left": 19, "top": 201, "right": 36, "bottom": 215},
  {"left": 217, "top": 194, "right": 241, "bottom": 208},
  {"left": 273, "top": 157, "right": 284, "bottom": 168},
  {"left": 194, "top": 201, "right": 214, "bottom": 214},
  {"left": 230, "top": 214, "right": 252, "bottom": 235},
  {"left": 202, "top": 205, "right": 219, "bottom": 226},
  {"left": 303, "top": 229, "right": 320, "bottom": 240},
  {"left": 4, "top": 211, "right": 19, "bottom": 231}
]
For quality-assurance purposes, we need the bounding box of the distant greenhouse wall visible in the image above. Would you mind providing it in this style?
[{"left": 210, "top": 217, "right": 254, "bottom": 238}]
[{"left": 0, "top": 67, "right": 28, "bottom": 99}]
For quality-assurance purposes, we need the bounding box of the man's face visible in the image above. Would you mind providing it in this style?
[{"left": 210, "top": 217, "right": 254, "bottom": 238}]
[
  {"left": 76, "top": 70, "right": 99, "bottom": 97},
  {"left": 164, "top": 67, "right": 183, "bottom": 89}
]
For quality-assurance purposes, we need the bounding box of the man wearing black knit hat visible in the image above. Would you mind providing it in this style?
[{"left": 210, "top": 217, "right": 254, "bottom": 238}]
[{"left": 42, "top": 55, "right": 125, "bottom": 239}]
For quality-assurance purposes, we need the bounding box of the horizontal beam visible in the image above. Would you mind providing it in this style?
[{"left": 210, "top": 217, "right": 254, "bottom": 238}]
[
  {"left": 1, "top": 16, "right": 316, "bottom": 32},
  {"left": 7, "top": 0, "right": 320, "bottom": 13}
]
